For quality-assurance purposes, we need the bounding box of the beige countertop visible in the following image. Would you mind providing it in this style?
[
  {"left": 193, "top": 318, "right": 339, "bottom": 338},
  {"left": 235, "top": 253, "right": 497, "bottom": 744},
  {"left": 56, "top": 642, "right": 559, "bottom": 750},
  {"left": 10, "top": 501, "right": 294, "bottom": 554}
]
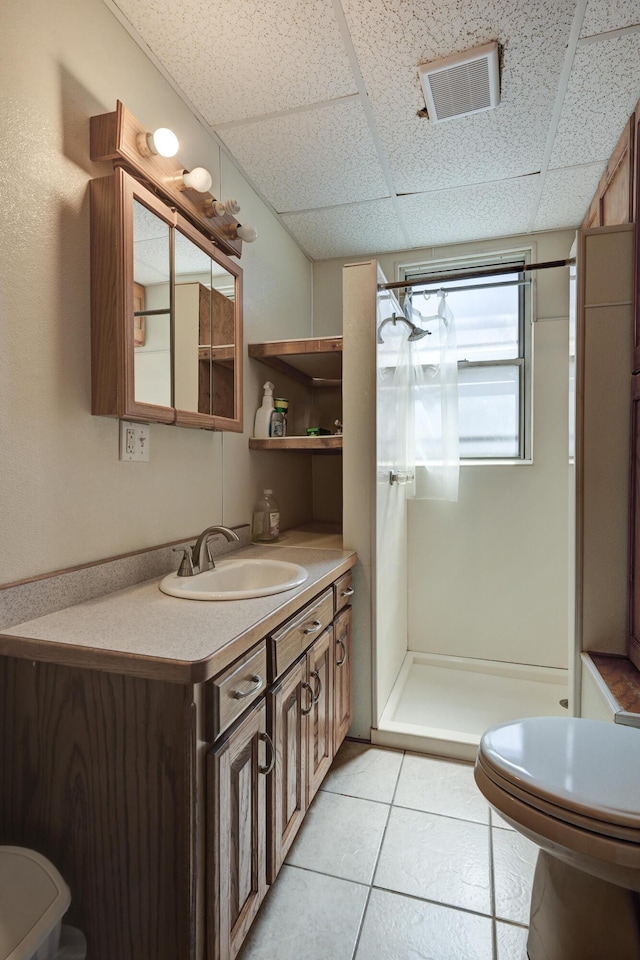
[{"left": 0, "top": 543, "right": 356, "bottom": 683}]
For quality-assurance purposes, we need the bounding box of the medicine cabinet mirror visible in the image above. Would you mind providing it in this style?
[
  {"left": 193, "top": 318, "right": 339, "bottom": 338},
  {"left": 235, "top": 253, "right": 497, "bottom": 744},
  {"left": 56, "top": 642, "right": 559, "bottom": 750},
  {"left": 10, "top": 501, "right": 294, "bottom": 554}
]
[{"left": 90, "top": 168, "right": 243, "bottom": 431}]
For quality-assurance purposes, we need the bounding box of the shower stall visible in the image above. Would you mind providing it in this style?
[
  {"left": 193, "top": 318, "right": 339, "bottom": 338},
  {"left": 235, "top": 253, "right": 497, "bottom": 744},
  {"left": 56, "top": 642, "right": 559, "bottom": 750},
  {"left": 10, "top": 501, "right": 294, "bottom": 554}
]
[{"left": 343, "top": 252, "right": 574, "bottom": 761}]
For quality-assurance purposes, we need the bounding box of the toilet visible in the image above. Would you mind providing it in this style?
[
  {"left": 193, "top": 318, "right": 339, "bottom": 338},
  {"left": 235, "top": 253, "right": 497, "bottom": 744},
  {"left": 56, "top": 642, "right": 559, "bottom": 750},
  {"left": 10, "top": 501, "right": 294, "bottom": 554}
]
[{"left": 474, "top": 716, "right": 640, "bottom": 960}]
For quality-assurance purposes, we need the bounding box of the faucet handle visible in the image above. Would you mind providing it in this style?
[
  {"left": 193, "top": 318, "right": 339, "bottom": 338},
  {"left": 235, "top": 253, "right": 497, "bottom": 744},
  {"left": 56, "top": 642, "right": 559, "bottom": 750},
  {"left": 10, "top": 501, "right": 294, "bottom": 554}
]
[{"left": 173, "top": 545, "right": 195, "bottom": 577}]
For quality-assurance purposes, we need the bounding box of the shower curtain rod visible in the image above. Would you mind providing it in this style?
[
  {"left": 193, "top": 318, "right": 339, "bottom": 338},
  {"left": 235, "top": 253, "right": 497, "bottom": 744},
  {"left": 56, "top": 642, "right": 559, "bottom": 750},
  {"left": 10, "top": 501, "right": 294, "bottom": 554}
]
[
  {"left": 377, "top": 257, "right": 576, "bottom": 292},
  {"left": 378, "top": 277, "right": 530, "bottom": 296}
]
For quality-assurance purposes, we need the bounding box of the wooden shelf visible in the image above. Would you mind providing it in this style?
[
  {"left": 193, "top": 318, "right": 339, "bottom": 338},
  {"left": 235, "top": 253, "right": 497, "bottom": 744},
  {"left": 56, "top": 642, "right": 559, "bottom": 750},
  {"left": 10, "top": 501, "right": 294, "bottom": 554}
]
[
  {"left": 248, "top": 337, "right": 342, "bottom": 387},
  {"left": 249, "top": 436, "right": 342, "bottom": 454}
]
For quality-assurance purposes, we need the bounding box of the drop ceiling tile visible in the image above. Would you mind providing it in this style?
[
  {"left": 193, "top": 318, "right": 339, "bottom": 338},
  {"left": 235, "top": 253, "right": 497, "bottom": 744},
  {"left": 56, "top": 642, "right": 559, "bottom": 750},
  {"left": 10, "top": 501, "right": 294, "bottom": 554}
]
[
  {"left": 110, "top": 0, "right": 356, "bottom": 125},
  {"left": 281, "top": 199, "right": 407, "bottom": 260},
  {"left": 398, "top": 175, "right": 540, "bottom": 249},
  {"left": 340, "top": 0, "right": 575, "bottom": 192},
  {"left": 548, "top": 34, "right": 640, "bottom": 168},
  {"left": 581, "top": 0, "right": 640, "bottom": 38},
  {"left": 218, "top": 98, "right": 390, "bottom": 212},
  {"left": 533, "top": 163, "right": 604, "bottom": 232}
]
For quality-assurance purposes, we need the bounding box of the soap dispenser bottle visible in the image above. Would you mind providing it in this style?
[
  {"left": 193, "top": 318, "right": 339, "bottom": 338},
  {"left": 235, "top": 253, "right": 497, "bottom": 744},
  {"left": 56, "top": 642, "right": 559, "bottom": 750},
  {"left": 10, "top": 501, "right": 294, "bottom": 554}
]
[
  {"left": 252, "top": 489, "right": 280, "bottom": 542},
  {"left": 254, "top": 382, "right": 275, "bottom": 438}
]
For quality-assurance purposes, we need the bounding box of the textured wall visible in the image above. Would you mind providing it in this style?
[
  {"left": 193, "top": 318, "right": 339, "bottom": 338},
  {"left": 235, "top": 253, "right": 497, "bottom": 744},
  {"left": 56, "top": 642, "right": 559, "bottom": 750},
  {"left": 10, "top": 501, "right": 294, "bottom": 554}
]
[{"left": 0, "top": 0, "right": 312, "bottom": 584}]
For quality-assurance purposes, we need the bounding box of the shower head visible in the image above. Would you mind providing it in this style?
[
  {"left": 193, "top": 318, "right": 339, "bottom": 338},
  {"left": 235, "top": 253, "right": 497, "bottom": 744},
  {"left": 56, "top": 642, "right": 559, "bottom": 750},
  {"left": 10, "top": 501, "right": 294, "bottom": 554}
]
[
  {"left": 377, "top": 313, "right": 431, "bottom": 344},
  {"left": 407, "top": 323, "right": 430, "bottom": 341}
]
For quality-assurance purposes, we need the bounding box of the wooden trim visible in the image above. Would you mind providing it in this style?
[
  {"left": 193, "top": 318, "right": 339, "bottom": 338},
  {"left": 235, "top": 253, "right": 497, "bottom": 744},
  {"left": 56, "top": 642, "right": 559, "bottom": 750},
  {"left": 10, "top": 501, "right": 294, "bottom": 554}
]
[
  {"left": 249, "top": 436, "right": 342, "bottom": 452},
  {"left": 582, "top": 113, "right": 635, "bottom": 229}
]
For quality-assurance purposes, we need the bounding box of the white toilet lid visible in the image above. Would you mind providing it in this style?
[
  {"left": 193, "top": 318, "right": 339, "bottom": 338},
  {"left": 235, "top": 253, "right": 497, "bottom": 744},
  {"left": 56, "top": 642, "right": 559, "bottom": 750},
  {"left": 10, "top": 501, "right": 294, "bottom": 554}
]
[{"left": 479, "top": 717, "right": 640, "bottom": 833}]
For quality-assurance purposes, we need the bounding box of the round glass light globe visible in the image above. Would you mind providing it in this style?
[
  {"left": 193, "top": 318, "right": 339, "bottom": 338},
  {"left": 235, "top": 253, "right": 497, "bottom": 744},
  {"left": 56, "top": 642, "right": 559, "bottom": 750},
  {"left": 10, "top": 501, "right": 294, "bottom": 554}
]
[{"left": 151, "top": 127, "right": 179, "bottom": 158}]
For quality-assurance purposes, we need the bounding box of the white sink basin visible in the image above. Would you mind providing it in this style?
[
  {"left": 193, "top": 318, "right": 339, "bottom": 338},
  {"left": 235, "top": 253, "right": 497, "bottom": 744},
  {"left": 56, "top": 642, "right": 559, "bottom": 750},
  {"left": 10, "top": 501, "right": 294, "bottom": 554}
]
[{"left": 159, "top": 557, "right": 308, "bottom": 601}]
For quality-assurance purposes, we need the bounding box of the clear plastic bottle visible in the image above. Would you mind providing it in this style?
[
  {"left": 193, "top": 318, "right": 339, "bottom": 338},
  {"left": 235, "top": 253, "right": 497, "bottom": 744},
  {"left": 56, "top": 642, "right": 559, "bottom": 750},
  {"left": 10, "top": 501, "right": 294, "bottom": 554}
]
[{"left": 251, "top": 489, "right": 280, "bottom": 542}]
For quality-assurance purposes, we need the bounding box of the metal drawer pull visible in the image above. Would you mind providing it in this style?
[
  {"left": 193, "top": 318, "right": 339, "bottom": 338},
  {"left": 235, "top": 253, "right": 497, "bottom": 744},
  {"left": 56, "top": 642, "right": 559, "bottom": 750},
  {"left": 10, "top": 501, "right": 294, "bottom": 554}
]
[
  {"left": 232, "top": 674, "right": 264, "bottom": 699},
  {"left": 341, "top": 586, "right": 355, "bottom": 597},
  {"left": 301, "top": 681, "right": 314, "bottom": 715},
  {"left": 336, "top": 638, "right": 348, "bottom": 667},
  {"left": 303, "top": 619, "right": 322, "bottom": 635},
  {"left": 258, "top": 732, "right": 275, "bottom": 775},
  {"left": 311, "top": 669, "right": 323, "bottom": 703}
]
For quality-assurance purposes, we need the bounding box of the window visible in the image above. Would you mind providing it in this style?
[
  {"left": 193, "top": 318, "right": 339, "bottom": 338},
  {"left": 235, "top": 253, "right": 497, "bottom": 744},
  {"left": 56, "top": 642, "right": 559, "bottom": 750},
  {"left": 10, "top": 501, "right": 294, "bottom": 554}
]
[{"left": 401, "top": 253, "right": 531, "bottom": 460}]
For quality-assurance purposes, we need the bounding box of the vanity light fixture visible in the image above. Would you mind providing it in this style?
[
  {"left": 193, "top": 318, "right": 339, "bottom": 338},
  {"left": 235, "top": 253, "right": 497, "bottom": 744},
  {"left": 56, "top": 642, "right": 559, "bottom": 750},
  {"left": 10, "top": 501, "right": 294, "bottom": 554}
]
[
  {"left": 178, "top": 166, "right": 213, "bottom": 193},
  {"left": 236, "top": 223, "right": 257, "bottom": 243},
  {"left": 204, "top": 197, "right": 241, "bottom": 218},
  {"left": 136, "top": 126, "right": 180, "bottom": 158}
]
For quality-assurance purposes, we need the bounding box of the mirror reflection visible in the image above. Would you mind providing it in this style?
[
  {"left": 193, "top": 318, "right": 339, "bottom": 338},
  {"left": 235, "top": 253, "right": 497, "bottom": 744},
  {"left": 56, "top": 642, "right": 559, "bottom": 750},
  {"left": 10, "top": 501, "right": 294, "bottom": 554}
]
[
  {"left": 132, "top": 200, "right": 237, "bottom": 418},
  {"left": 132, "top": 200, "right": 171, "bottom": 406}
]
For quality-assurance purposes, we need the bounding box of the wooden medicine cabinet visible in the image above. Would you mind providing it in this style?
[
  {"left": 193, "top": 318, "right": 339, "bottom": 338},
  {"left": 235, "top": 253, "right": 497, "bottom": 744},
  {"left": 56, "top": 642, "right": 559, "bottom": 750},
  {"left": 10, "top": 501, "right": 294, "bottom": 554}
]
[{"left": 89, "top": 109, "right": 243, "bottom": 431}]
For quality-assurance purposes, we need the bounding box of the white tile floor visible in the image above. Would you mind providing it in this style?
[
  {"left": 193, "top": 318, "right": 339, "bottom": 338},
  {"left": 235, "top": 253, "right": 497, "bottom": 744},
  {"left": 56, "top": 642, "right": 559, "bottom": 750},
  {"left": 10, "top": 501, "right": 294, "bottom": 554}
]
[{"left": 238, "top": 741, "right": 537, "bottom": 960}]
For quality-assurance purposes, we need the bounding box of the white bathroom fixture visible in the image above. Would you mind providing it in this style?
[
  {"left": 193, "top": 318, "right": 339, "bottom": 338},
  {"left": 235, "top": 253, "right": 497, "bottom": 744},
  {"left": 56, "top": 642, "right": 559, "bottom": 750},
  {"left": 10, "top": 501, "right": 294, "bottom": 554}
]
[
  {"left": 159, "top": 557, "right": 308, "bottom": 600},
  {"left": 419, "top": 41, "right": 500, "bottom": 122},
  {"left": 475, "top": 716, "right": 640, "bottom": 960},
  {"left": 136, "top": 126, "right": 179, "bottom": 158},
  {"left": 179, "top": 166, "right": 213, "bottom": 193}
]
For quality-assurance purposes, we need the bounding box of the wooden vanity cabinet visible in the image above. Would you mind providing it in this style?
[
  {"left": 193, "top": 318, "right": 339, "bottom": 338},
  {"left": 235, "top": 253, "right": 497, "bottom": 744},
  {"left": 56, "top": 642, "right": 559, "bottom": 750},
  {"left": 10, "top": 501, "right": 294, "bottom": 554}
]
[
  {"left": 0, "top": 572, "right": 354, "bottom": 960},
  {"left": 207, "top": 699, "right": 271, "bottom": 960},
  {"left": 333, "top": 605, "right": 353, "bottom": 752},
  {"left": 266, "top": 626, "right": 335, "bottom": 883}
]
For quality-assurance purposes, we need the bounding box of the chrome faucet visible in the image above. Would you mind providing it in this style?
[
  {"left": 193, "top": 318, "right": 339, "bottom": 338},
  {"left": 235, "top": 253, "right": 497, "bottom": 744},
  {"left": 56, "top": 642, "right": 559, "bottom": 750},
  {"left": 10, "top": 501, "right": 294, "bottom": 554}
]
[{"left": 191, "top": 525, "right": 240, "bottom": 574}]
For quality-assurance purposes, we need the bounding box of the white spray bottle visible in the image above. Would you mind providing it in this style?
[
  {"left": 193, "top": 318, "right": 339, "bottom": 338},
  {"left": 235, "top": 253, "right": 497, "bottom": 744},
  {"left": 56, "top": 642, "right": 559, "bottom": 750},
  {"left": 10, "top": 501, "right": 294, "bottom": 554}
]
[{"left": 253, "top": 381, "right": 275, "bottom": 438}]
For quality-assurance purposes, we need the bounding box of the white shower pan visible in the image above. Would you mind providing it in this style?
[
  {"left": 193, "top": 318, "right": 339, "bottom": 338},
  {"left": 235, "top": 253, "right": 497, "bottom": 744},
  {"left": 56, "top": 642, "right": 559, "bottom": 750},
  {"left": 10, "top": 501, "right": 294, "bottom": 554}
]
[{"left": 373, "top": 652, "right": 569, "bottom": 762}]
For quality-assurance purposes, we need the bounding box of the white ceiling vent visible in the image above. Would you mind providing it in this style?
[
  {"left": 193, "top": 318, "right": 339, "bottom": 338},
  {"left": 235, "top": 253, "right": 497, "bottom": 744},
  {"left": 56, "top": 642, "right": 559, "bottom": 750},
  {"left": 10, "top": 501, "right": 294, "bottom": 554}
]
[{"left": 419, "top": 41, "right": 500, "bottom": 122}]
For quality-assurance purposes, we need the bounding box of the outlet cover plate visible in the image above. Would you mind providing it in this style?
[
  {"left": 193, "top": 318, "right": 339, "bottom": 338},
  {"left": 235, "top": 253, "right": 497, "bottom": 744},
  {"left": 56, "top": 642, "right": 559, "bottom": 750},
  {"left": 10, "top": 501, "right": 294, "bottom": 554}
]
[{"left": 119, "top": 421, "right": 150, "bottom": 461}]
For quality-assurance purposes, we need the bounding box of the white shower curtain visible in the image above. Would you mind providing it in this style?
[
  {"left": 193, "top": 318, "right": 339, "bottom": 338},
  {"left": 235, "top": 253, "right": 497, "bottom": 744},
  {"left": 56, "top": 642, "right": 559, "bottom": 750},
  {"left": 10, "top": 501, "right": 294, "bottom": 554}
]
[{"left": 376, "top": 275, "right": 459, "bottom": 502}]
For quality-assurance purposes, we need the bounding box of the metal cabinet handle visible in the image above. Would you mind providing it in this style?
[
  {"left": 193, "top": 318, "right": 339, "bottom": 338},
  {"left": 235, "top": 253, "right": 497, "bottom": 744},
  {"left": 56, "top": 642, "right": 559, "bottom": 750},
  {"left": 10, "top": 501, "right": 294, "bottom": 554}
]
[
  {"left": 336, "top": 638, "right": 347, "bottom": 667},
  {"left": 303, "top": 619, "right": 322, "bottom": 635},
  {"left": 258, "top": 732, "right": 275, "bottom": 775},
  {"left": 300, "top": 681, "right": 314, "bottom": 715},
  {"left": 341, "top": 586, "right": 355, "bottom": 598},
  {"left": 232, "top": 675, "right": 264, "bottom": 699},
  {"left": 310, "top": 669, "right": 322, "bottom": 703}
]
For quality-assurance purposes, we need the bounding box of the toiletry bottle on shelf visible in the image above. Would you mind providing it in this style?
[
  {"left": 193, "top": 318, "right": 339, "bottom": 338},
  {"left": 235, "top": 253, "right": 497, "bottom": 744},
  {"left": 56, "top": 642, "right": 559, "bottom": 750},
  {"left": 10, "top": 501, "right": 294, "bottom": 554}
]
[
  {"left": 251, "top": 489, "right": 280, "bottom": 542},
  {"left": 270, "top": 398, "right": 288, "bottom": 437},
  {"left": 254, "top": 382, "right": 275, "bottom": 439}
]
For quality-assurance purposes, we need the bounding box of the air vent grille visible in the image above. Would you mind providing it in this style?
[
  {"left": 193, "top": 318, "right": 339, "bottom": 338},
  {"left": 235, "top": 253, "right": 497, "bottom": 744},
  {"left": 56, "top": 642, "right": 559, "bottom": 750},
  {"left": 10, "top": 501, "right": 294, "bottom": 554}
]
[{"left": 419, "top": 41, "right": 500, "bottom": 122}]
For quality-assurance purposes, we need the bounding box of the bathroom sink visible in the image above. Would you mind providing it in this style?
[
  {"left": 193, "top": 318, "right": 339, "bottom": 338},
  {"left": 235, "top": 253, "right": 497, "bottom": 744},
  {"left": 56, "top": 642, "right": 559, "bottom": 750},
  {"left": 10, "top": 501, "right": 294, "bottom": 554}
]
[{"left": 159, "top": 558, "right": 308, "bottom": 601}]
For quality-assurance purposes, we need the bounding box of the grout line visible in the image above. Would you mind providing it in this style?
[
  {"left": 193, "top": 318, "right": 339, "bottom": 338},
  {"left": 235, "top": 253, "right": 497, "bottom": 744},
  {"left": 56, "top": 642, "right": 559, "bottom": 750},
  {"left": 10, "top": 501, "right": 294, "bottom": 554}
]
[
  {"left": 367, "top": 749, "right": 406, "bottom": 889},
  {"left": 350, "top": 886, "right": 374, "bottom": 960},
  {"left": 489, "top": 811, "right": 497, "bottom": 919},
  {"left": 368, "top": 883, "right": 494, "bottom": 921}
]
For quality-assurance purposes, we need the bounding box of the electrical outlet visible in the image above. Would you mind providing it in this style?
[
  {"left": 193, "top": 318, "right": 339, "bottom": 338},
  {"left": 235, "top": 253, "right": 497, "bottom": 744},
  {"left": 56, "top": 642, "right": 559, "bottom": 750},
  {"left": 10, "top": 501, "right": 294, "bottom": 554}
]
[{"left": 119, "top": 421, "right": 150, "bottom": 462}]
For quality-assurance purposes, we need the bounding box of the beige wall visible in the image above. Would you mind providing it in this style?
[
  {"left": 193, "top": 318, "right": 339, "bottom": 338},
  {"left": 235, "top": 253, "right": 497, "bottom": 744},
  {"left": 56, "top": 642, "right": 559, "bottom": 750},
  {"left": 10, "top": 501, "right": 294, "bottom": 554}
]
[{"left": 0, "top": 0, "right": 312, "bottom": 584}]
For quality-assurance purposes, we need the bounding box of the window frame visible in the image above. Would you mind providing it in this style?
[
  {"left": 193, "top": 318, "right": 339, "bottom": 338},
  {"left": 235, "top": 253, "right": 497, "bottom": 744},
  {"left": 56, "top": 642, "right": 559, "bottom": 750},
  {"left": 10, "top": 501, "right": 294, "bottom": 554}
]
[{"left": 397, "top": 248, "right": 533, "bottom": 463}]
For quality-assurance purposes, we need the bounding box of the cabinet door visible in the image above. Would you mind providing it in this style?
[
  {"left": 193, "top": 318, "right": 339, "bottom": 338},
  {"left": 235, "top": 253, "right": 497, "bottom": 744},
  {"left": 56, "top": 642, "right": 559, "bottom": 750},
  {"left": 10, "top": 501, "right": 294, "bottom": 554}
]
[
  {"left": 629, "top": 376, "right": 640, "bottom": 671},
  {"left": 207, "top": 699, "right": 272, "bottom": 960},
  {"left": 306, "top": 627, "right": 334, "bottom": 805},
  {"left": 267, "top": 657, "right": 309, "bottom": 883},
  {"left": 333, "top": 606, "right": 353, "bottom": 753}
]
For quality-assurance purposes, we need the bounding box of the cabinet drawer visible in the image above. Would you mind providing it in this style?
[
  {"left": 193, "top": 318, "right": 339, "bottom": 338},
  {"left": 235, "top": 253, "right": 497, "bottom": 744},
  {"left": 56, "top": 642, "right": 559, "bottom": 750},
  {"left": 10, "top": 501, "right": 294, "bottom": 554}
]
[
  {"left": 269, "top": 588, "right": 334, "bottom": 680},
  {"left": 334, "top": 570, "right": 354, "bottom": 614},
  {"left": 206, "top": 641, "right": 268, "bottom": 741}
]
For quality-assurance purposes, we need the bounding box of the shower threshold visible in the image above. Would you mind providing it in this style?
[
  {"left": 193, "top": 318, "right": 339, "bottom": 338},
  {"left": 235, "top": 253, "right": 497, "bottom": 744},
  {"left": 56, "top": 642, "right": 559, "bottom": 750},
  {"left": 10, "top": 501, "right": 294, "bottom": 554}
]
[{"left": 373, "top": 652, "right": 569, "bottom": 762}]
